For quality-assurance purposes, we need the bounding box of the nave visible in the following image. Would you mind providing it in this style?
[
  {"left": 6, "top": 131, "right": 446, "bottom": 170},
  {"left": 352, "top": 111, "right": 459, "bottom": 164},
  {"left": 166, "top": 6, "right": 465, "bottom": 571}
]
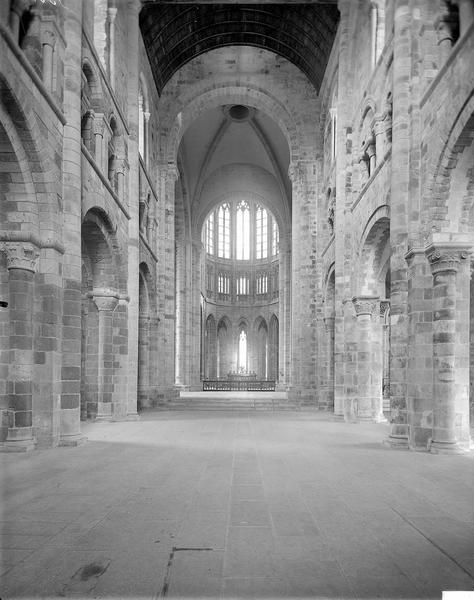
[{"left": 2, "top": 411, "right": 474, "bottom": 599}]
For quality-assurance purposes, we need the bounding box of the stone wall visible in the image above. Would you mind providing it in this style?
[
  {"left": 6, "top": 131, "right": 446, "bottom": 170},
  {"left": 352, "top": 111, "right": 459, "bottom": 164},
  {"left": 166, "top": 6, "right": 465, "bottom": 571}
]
[{"left": 0, "top": 0, "right": 473, "bottom": 452}]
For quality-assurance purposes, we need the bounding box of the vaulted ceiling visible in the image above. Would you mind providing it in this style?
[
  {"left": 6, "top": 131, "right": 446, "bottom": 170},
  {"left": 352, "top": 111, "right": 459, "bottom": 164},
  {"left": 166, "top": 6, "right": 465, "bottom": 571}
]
[
  {"left": 140, "top": 2, "right": 340, "bottom": 95},
  {"left": 178, "top": 103, "right": 291, "bottom": 211}
]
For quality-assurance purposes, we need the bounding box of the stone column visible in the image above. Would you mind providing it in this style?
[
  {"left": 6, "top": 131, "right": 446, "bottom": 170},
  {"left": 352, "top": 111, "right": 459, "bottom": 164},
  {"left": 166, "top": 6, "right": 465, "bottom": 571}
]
[
  {"left": 365, "top": 135, "right": 376, "bottom": 175},
  {"left": 107, "top": 7, "right": 117, "bottom": 88},
  {"left": 323, "top": 315, "right": 335, "bottom": 411},
  {"left": 278, "top": 235, "right": 291, "bottom": 388},
  {"left": 138, "top": 314, "right": 150, "bottom": 409},
  {"left": 402, "top": 246, "right": 433, "bottom": 449},
  {"left": 334, "top": 0, "right": 351, "bottom": 420},
  {"left": 425, "top": 245, "right": 470, "bottom": 454},
  {"left": 374, "top": 118, "right": 386, "bottom": 162},
  {"left": 163, "top": 165, "right": 179, "bottom": 397},
  {"left": 385, "top": 0, "right": 411, "bottom": 448},
  {"left": 288, "top": 160, "right": 318, "bottom": 404},
  {"left": 174, "top": 234, "right": 186, "bottom": 388},
  {"left": 92, "top": 289, "right": 118, "bottom": 421},
  {"left": 93, "top": 115, "right": 106, "bottom": 171},
  {"left": 125, "top": 0, "right": 142, "bottom": 419},
  {"left": 41, "top": 28, "right": 56, "bottom": 91},
  {"left": 190, "top": 236, "right": 204, "bottom": 389},
  {"left": 116, "top": 158, "right": 127, "bottom": 203},
  {"left": 1, "top": 243, "right": 39, "bottom": 451},
  {"left": 143, "top": 111, "right": 150, "bottom": 163},
  {"left": 60, "top": 0, "right": 85, "bottom": 447},
  {"left": 351, "top": 296, "right": 385, "bottom": 422},
  {"left": 380, "top": 300, "right": 390, "bottom": 414}
]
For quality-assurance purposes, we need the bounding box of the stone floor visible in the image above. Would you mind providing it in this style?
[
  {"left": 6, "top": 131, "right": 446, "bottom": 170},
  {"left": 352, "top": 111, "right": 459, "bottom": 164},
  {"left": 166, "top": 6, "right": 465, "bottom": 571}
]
[{"left": 1, "top": 411, "right": 474, "bottom": 600}]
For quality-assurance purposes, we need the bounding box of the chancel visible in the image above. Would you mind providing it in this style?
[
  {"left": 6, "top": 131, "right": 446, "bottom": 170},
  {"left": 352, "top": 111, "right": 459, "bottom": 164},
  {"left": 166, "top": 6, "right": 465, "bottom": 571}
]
[{"left": 1, "top": 0, "right": 474, "bottom": 598}]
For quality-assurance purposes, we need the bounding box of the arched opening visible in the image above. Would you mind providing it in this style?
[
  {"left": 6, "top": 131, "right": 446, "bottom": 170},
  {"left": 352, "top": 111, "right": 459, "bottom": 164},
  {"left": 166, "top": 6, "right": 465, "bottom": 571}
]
[
  {"left": 201, "top": 195, "right": 280, "bottom": 386},
  {"left": 204, "top": 314, "right": 217, "bottom": 379},
  {"left": 138, "top": 264, "right": 151, "bottom": 411},
  {"left": 217, "top": 317, "right": 232, "bottom": 378},
  {"left": 324, "top": 268, "right": 336, "bottom": 412},
  {"left": 350, "top": 213, "right": 390, "bottom": 422},
  {"left": 81, "top": 210, "right": 119, "bottom": 420},
  {"left": 254, "top": 318, "right": 268, "bottom": 379},
  {"left": 268, "top": 314, "right": 279, "bottom": 381}
]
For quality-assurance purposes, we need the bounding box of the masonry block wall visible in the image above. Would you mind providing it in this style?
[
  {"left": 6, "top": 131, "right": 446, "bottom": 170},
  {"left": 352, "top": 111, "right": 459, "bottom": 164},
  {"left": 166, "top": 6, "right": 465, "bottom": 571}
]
[{"left": 0, "top": 0, "right": 473, "bottom": 453}]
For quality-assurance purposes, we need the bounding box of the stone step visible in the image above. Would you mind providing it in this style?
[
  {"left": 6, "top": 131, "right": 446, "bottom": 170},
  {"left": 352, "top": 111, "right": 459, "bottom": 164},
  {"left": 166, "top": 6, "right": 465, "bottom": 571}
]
[{"left": 161, "top": 393, "right": 300, "bottom": 411}]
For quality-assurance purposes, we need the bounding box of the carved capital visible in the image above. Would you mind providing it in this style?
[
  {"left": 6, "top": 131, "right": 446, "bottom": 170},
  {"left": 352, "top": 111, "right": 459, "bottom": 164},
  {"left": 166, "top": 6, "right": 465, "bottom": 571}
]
[
  {"left": 92, "top": 288, "right": 119, "bottom": 312},
  {"left": 143, "top": 111, "right": 151, "bottom": 123},
  {"left": 425, "top": 246, "right": 469, "bottom": 275},
  {"left": 108, "top": 7, "right": 118, "bottom": 22},
  {"left": 41, "top": 28, "right": 56, "bottom": 48},
  {"left": 434, "top": 12, "right": 458, "bottom": 44},
  {"left": 93, "top": 115, "right": 106, "bottom": 136},
  {"left": 288, "top": 161, "right": 305, "bottom": 183},
  {"left": 380, "top": 299, "right": 390, "bottom": 320},
  {"left": 323, "top": 316, "right": 335, "bottom": 333},
  {"left": 160, "top": 163, "right": 179, "bottom": 182},
  {"left": 4, "top": 242, "right": 40, "bottom": 272},
  {"left": 352, "top": 295, "right": 379, "bottom": 317}
]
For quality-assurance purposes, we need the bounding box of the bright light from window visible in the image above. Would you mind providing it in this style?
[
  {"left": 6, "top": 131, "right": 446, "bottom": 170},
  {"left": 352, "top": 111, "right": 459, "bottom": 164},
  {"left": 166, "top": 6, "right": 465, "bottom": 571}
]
[
  {"left": 236, "top": 200, "right": 250, "bottom": 260},
  {"left": 272, "top": 220, "right": 279, "bottom": 256},
  {"left": 206, "top": 212, "right": 214, "bottom": 254},
  {"left": 256, "top": 205, "right": 268, "bottom": 259},
  {"left": 238, "top": 330, "right": 247, "bottom": 371},
  {"left": 218, "top": 204, "right": 230, "bottom": 258}
]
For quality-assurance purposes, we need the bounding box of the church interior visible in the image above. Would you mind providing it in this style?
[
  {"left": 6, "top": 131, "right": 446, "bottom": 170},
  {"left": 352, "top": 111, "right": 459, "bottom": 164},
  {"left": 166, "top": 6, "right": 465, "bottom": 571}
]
[{"left": 1, "top": 0, "right": 474, "bottom": 598}]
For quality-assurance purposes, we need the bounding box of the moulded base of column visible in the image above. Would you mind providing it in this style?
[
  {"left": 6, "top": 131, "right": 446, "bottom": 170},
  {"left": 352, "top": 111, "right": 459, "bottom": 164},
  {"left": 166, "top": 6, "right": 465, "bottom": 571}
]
[
  {"left": 383, "top": 434, "right": 409, "bottom": 450},
  {"left": 59, "top": 432, "right": 87, "bottom": 447},
  {"left": 123, "top": 412, "right": 140, "bottom": 421},
  {"left": 95, "top": 402, "right": 113, "bottom": 421},
  {"left": 429, "top": 439, "right": 466, "bottom": 455},
  {"left": 0, "top": 427, "right": 36, "bottom": 452},
  {"left": 0, "top": 439, "right": 36, "bottom": 452}
]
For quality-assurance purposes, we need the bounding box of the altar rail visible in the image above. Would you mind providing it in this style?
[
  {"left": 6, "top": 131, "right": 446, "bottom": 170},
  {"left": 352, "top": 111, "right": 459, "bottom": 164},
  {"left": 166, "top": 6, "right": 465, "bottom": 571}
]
[{"left": 203, "top": 379, "right": 276, "bottom": 392}]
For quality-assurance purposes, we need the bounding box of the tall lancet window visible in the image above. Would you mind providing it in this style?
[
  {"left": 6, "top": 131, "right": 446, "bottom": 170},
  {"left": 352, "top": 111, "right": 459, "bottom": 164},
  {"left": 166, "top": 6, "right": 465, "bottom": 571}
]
[
  {"left": 272, "top": 220, "right": 279, "bottom": 256},
  {"left": 238, "top": 330, "right": 247, "bottom": 371},
  {"left": 256, "top": 205, "right": 268, "bottom": 259},
  {"left": 236, "top": 200, "right": 250, "bottom": 260},
  {"left": 206, "top": 211, "right": 214, "bottom": 254},
  {"left": 218, "top": 203, "right": 230, "bottom": 259}
]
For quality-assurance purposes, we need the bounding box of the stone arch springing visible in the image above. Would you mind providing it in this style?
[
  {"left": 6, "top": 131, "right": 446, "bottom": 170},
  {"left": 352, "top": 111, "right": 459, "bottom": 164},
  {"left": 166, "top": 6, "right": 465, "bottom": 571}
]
[
  {"left": 426, "top": 94, "right": 474, "bottom": 235},
  {"left": 138, "top": 262, "right": 154, "bottom": 410},
  {"left": 357, "top": 207, "right": 390, "bottom": 297},
  {"left": 80, "top": 208, "right": 121, "bottom": 420}
]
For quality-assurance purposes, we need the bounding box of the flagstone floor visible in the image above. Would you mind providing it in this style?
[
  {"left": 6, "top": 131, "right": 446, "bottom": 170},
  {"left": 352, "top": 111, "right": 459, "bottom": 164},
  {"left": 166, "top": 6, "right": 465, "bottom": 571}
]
[{"left": 1, "top": 411, "right": 474, "bottom": 599}]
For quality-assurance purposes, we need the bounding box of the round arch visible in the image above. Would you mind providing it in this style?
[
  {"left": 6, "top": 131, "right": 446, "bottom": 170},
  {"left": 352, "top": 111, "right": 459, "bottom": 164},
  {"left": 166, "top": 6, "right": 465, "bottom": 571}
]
[
  {"left": 356, "top": 206, "right": 390, "bottom": 297},
  {"left": 161, "top": 81, "right": 312, "bottom": 168},
  {"left": 426, "top": 94, "right": 474, "bottom": 235}
]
